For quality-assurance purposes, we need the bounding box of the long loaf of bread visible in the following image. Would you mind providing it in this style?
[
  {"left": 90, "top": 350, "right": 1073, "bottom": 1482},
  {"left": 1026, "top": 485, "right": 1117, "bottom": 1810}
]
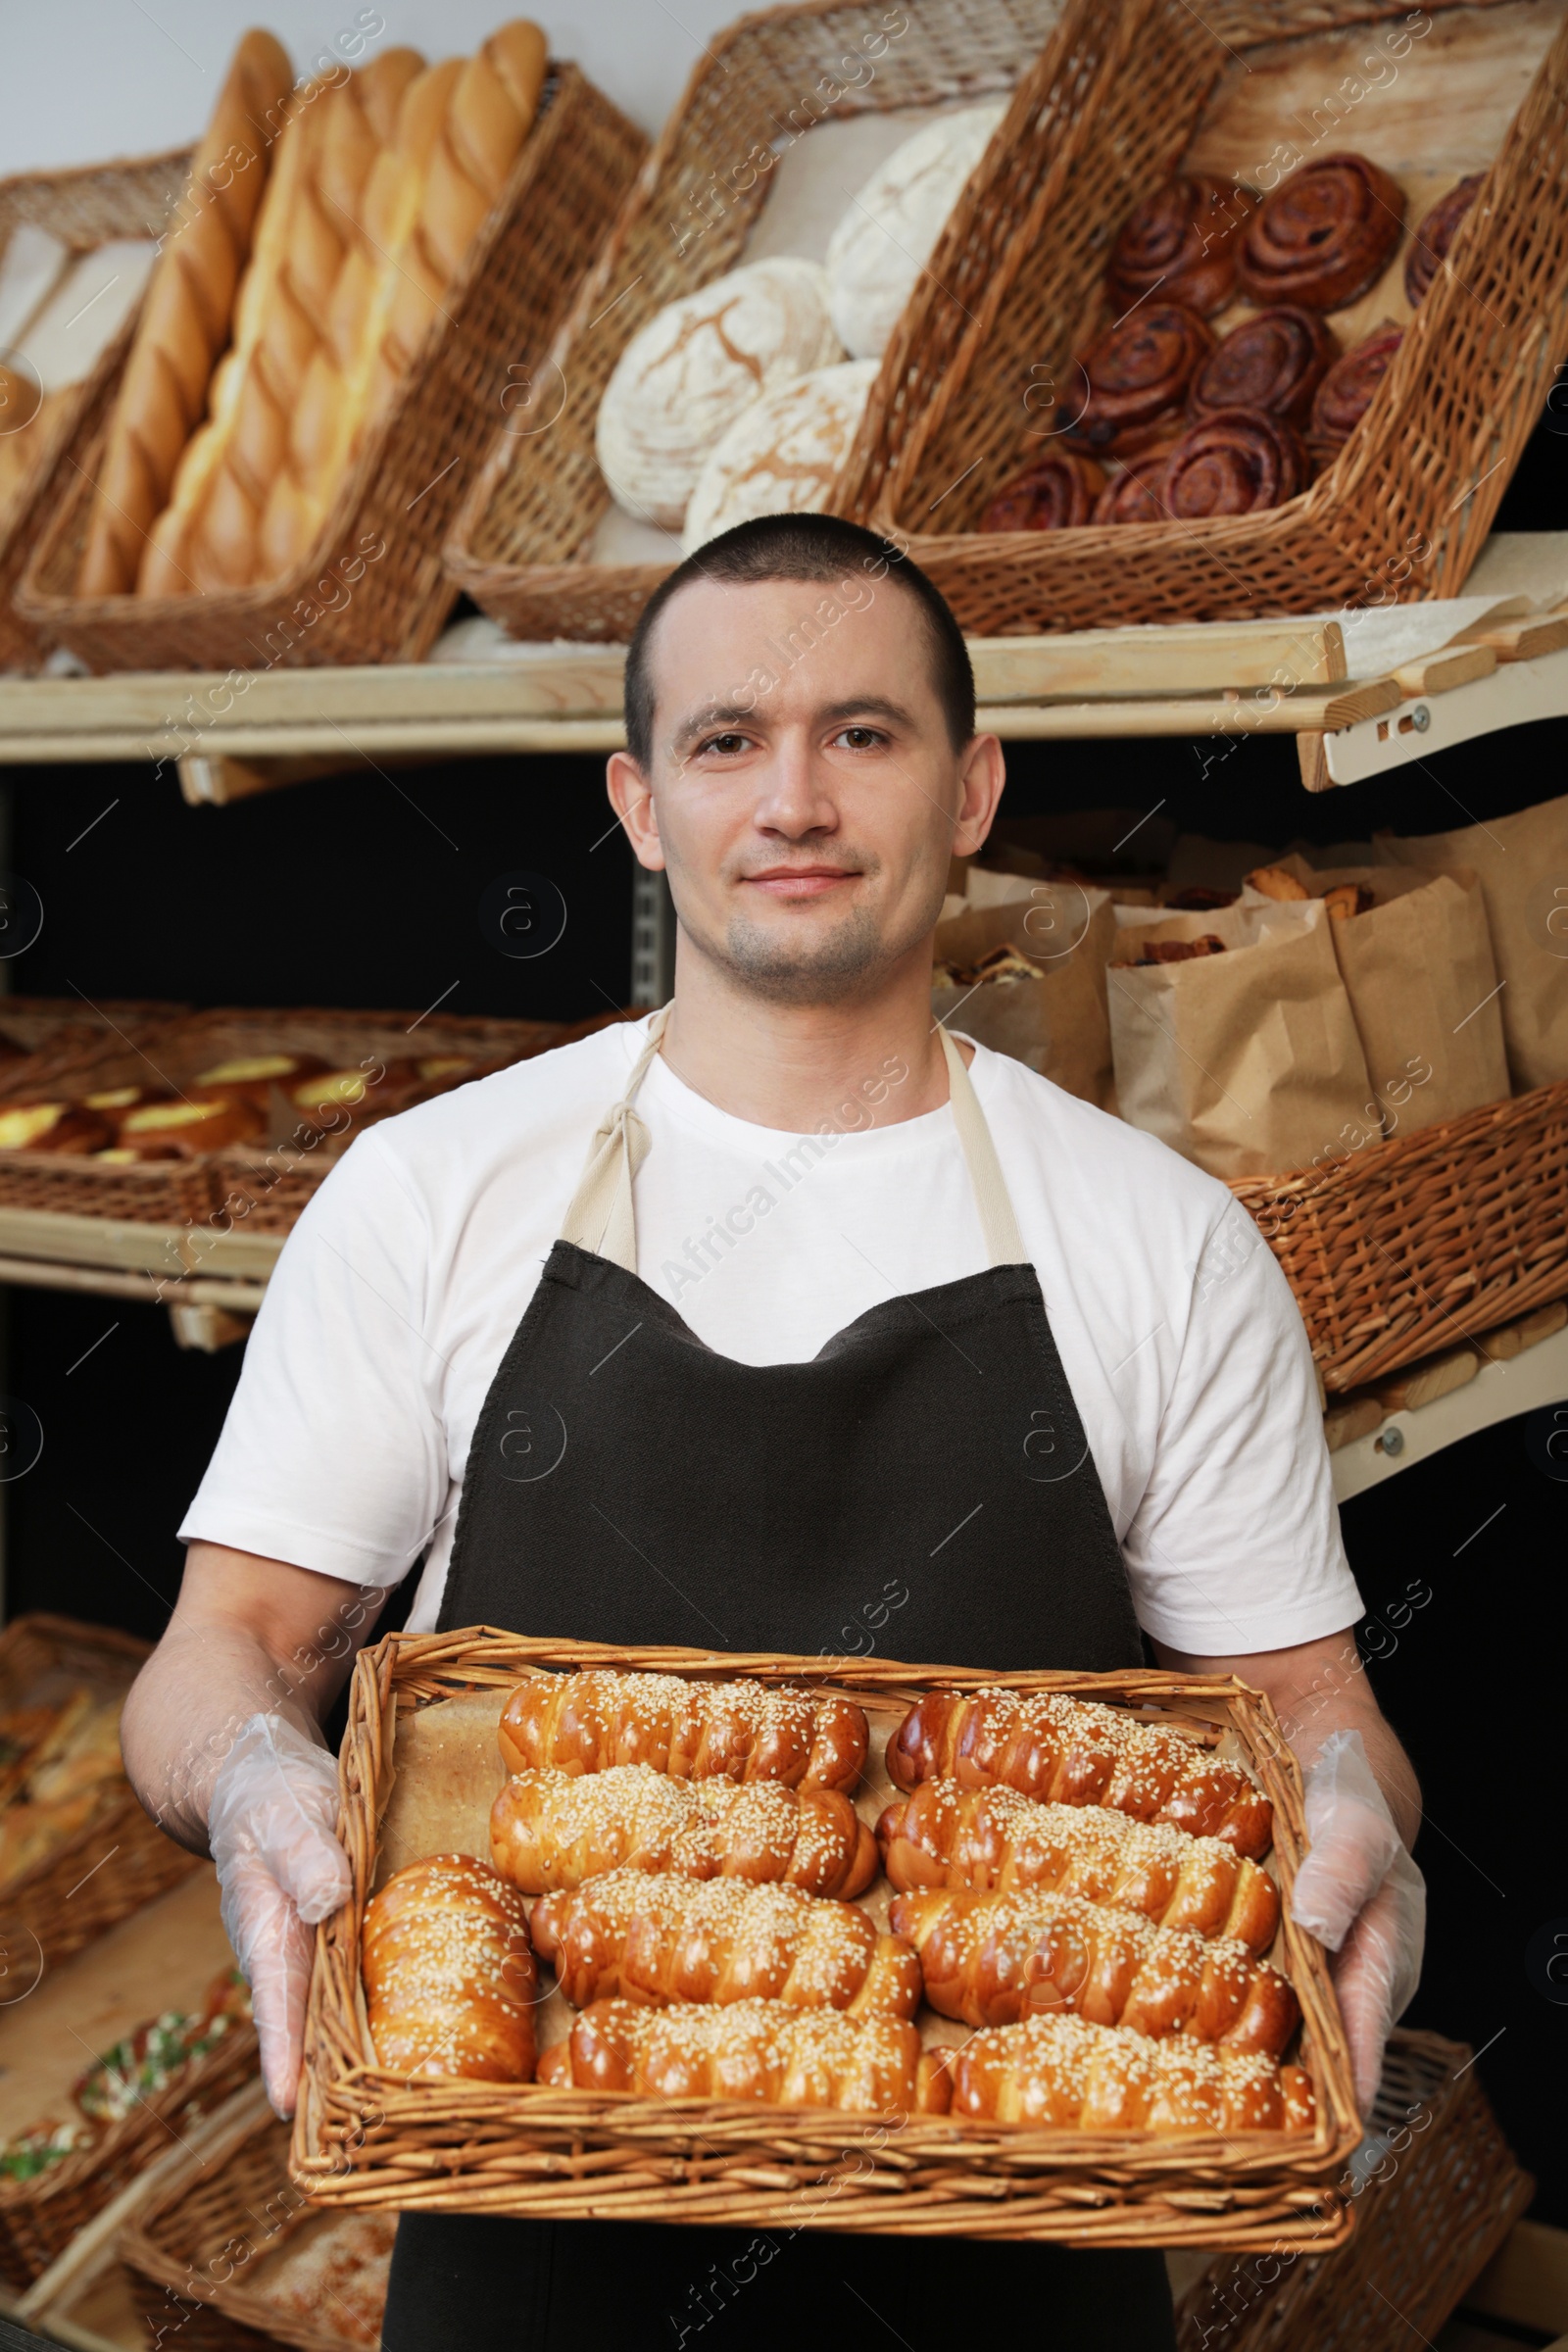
[
  {"left": 490, "top": 1764, "right": 877, "bottom": 1899},
  {"left": 877, "top": 1781, "right": 1279, "bottom": 1953},
  {"left": 77, "top": 29, "right": 296, "bottom": 595},
  {"left": 951, "top": 2014, "right": 1315, "bottom": 2131},
  {"left": 889, "top": 1887, "right": 1298, "bottom": 2051},
  {"left": 360, "top": 22, "right": 548, "bottom": 428},
  {"left": 363, "top": 1853, "right": 537, "bottom": 2082},
  {"left": 531, "top": 1869, "right": 920, "bottom": 2019},
  {"left": 138, "top": 47, "right": 425, "bottom": 595},
  {"left": 499, "top": 1669, "right": 867, "bottom": 1791},
  {"left": 889, "top": 1688, "right": 1273, "bottom": 1857},
  {"left": 535, "top": 1996, "right": 950, "bottom": 2114}
]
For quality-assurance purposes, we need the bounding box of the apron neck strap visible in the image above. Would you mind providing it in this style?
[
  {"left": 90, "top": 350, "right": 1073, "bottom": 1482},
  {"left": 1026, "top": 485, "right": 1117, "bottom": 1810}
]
[
  {"left": 560, "top": 1007, "right": 1026, "bottom": 1274},
  {"left": 558, "top": 1004, "right": 670, "bottom": 1271},
  {"left": 936, "top": 1024, "right": 1026, "bottom": 1266}
]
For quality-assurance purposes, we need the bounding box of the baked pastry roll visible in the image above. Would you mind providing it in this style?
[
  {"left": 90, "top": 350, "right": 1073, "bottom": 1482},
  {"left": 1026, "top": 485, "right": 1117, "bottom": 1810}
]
[
  {"left": 1309, "top": 325, "right": 1403, "bottom": 454},
  {"left": 877, "top": 1781, "right": 1278, "bottom": 1953},
  {"left": 1067, "top": 303, "right": 1214, "bottom": 456},
  {"left": 499, "top": 1669, "right": 867, "bottom": 1791},
  {"left": 531, "top": 1868, "right": 920, "bottom": 2018},
  {"left": 888, "top": 1687, "right": 1273, "bottom": 1856},
  {"left": 1238, "top": 153, "right": 1405, "bottom": 312},
  {"left": 1107, "top": 175, "right": 1256, "bottom": 317},
  {"left": 535, "top": 1995, "right": 950, "bottom": 2114},
  {"left": 0, "top": 1103, "right": 113, "bottom": 1155},
  {"left": 490, "top": 1764, "right": 877, "bottom": 1898},
  {"left": 1161, "top": 410, "right": 1305, "bottom": 517},
  {"left": 981, "top": 450, "right": 1105, "bottom": 531},
  {"left": 890, "top": 1887, "right": 1298, "bottom": 2052},
  {"left": 1405, "top": 174, "right": 1484, "bottom": 306},
  {"left": 363, "top": 1853, "right": 537, "bottom": 2082},
  {"left": 1187, "top": 308, "right": 1338, "bottom": 427},
  {"left": 951, "top": 2014, "right": 1315, "bottom": 2131},
  {"left": 1093, "top": 443, "right": 1179, "bottom": 525}
]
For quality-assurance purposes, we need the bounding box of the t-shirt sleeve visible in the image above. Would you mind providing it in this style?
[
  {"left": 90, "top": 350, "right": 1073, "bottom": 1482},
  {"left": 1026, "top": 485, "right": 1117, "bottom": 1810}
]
[
  {"left": 1121, "top": 1195, "right": 1364, "bottom": 1655},
  {"left": 178, "top": 1128, "right": 445, "bottom": 1588}
]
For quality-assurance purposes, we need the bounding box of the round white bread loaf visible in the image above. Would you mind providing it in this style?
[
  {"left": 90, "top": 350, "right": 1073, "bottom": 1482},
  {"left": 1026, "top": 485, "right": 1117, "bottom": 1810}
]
[
  {"left": 825, "top": 100, "right": 1008, "bottom": 362},
  {"left": 682, "top": 358, "right": 878, "bottom": 554},
  {"left": 595, "top": 257, "right": 842, "bottom": 531}
]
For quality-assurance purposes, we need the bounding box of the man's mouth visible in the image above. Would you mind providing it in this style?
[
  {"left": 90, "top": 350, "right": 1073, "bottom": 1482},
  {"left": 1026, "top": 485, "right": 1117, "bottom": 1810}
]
[{"left": 742, "top": 865, "right": 859, "bottom": 900}]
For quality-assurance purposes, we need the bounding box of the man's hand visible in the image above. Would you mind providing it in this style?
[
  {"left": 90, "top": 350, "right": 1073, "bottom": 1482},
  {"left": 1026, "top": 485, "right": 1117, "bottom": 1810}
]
[
  {"left": 208, "top": 1714, "right": 354, "bottom": 2115},
  {"left": 1290, "top": 1728, "right": 1426, "bottom": 2110},
  {"left": 1152, "top": 1629, "right": 1423, "bottom": 2115},
  {"left": 121, "top": 1544, "right": 387, "bottom": 2119}
]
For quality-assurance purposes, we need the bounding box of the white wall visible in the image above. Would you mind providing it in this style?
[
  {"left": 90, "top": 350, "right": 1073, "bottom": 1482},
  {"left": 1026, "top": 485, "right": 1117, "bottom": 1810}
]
[{"left": 0, "top": 1, "right": 738, "bottom": 176}]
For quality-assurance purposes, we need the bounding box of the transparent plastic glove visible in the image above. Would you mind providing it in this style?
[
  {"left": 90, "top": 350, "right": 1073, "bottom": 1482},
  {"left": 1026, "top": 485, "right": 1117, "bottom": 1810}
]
[
  {"left": 1289, "top": 1728, "right": 1426, "bottom": 2113},
  {"left": 208, "top": 1714, "right": 352, "bottom": 2119}
]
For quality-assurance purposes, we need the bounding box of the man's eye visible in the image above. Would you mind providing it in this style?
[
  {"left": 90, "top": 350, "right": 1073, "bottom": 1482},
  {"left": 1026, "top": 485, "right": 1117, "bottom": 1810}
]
[
  {"left": 699, "top": 732, "right": 751, "bottom": 757},
  {"left": 833, "top": 726, "right": 885, "bottom": 751}
]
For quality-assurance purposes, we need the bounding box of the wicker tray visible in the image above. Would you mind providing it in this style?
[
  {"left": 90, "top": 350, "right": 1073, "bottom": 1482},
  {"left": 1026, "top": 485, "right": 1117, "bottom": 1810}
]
[
  {"left": 292, "top": 1631, "right": 1360, "bottom": 2249},
  {"left": 1232, "top": 1079, "right": 1568, "bottom": 1393},
  {"left": 120, "top": 2082, "right": 391, "bottom": 2352},
  {"left": 442, "top": 0, "right": 1064, "bottom": 641},
  {"left": 0, "top": 1004, "right": 620, "bottom": 1231},
  {"left": 866, "top": 0, "right": 1568, "bottom": 631},
  {"left": 1174, "top": 2029, "right": 1535, "bottom": 2350},
  {"left": 16, "top": 67, "right": 646, "bottom": 673},
  {"left": 0, "top": 999, "right": 187, "bottom": 1102},
  {"left": 0, "top": 1614, "right": 199, "bottom": 1980},
  {"left": 0, "top": 147, "right": 191, "bottom": 674}
]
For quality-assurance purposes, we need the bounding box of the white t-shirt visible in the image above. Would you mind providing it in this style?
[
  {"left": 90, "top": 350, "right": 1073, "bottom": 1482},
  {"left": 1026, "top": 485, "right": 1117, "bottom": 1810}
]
[{"left": 181, "top": 1017, "right": 1362, "bottom": 1652}]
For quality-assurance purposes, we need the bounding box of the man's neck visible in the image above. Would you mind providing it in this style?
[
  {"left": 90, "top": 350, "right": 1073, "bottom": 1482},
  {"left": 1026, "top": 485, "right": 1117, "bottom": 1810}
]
[{"left": 657, "top": 942, "right": 955, "bottom": 1133}]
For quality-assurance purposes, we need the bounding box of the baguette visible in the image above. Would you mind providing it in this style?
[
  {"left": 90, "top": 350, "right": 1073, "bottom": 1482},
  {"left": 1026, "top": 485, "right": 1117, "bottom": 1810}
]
[
  {"left": 535, "top": 1996, "right": 949, "bottom": 2115},
  {"left": 139, "top": 48, "right": 425, "bottom": 595},
  {"left": 499, "top": 1669, "right": 867, "bottom": 1791},
  {"left": 888, "top": 1687, "right": 1273, "bottom": 1857},
  {"left": 490, "top": 1764, "right": 877, "bottom": 1899},
  {"left": 951, "top": 2014, "right": 1315, "bottom": 2131},
  {"left": 877, "top": 1781, "right": 1279, "bottom": 1953},
  {"left": 77, "top": 29, "right": 295, "bottom": 595},
  {"left": 531, "top": 1869, "right": 921, "bottom": 2019},
  {"left": 363, "top": 1853, "right": 537, "bottom": 2082},
  {"left": 889, "top": 1886, "right": 1298, "bottom": 2052}
]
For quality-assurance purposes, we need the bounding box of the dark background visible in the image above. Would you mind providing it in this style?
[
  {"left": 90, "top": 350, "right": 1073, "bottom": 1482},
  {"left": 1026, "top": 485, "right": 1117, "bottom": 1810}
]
[{"left": 1, "top": 420, "right": 1563, "bottom": 2222}]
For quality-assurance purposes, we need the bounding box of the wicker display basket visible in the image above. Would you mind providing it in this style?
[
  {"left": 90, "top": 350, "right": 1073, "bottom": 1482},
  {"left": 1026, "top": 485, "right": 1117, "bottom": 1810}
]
[
  {"left": 442, "top": 0, "right": 1065, "bottom": 641},
  {"left": 1231, "top": 1079, "right": 1568, "bottom": 1393},
  {"left": 292, "top": 1630, "right": 1360, "bottom": 2249},
  {"left": 0, "top": 1614, "right": 199, "bottom": 1979},
  {"left": 0, "top": 999, "right": 187, "bottom": 1100},
  {"left": 16, "top": 67, "right": 646, "bottom": 673},
  {"left": 0, "top": 2008, "right": 258, "bottom": 2293},
  {"left": 866, "top": 0, "right": 1568, "bottom": 632},
  {"left": 0, "top": 147, "right": 191, "bottom": 674},
  {"left": 121, "top": 2082, "right": 390, "bottom": 2352},
  {"left": 0, "top": 1004, "right": 621, "bottom": 1231},
  {"left": 1174, "top": 2029, "right": 1535, "bottom": 2350}
]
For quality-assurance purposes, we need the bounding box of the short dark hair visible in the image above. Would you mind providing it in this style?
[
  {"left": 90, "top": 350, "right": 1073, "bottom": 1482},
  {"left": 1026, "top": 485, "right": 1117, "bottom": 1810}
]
[{"left": 622, "top": 513, "right": 976, "bottom": 770}]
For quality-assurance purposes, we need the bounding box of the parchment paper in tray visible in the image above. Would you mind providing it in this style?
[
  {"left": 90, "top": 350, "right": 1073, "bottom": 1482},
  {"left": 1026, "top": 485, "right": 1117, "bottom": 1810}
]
[{"left": 372, "top": 1680, "right": 1279, "bottom": 2063}]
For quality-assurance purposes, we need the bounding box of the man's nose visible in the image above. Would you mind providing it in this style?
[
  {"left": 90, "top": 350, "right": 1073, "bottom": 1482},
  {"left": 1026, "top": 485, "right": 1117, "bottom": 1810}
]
[{"left": 752, "top": 733, "right": 838, "bottom": 835}]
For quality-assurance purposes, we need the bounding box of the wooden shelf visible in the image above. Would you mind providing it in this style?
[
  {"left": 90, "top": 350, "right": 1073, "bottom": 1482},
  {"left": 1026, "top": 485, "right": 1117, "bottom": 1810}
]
[
  {"left": 2, "top": 607, "right": 1551, "bottom": 785},
  {"left": 1331, "top": 1315, "right": 1568, "bottom": 1502}
]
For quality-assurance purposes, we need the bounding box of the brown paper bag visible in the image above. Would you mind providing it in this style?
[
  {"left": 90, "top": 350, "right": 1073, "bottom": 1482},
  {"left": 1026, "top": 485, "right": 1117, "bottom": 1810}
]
[
  {"left": 1382, "top": 791, "right": 1568, "bottom": 1092},
  {"left": 933, "top": 887, "right": 1114, "bottom": 1108},
  {"left": 1108, "top": 900, "right": 1374, "bottom": 1178},
  {"left": 1244, "top": 854, "right": 1507, "bottom": 1135}
]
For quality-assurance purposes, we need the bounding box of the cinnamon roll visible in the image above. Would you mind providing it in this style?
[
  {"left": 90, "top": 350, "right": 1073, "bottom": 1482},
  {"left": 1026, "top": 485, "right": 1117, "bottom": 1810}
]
[
  {"left": 1238, "top": 153, "right": 1405, "bottom": 312},
  {"left": 1069, "top": 303, "right": 1214, "bottom": 455},
  {"left": 1092, "top": 443, "right": 1179, "bottom": 525},
  {"left": 1162, "top": 410, "right": 1305, "bottom": 517},
  {"left": 1106, "top": 176, "right": 1255, "bottom": 318},
  {"left": 982, "top": 449, "right": 1105, "bottom": 531},
  {"left": 1405, "top": 174, "right": 1484, "bottom": 306},
  {"left": 1188, "top": 308, "right": 1338, "bottom": 427},
  {"left": 1309, "top": 325, "right": 1403, "bottom": 452}
]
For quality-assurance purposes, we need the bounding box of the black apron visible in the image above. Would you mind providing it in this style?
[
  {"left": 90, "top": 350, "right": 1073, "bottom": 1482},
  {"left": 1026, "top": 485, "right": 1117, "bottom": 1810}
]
[{"left": 384, "top": 1014, "right": 1175, "bottom": 2352}]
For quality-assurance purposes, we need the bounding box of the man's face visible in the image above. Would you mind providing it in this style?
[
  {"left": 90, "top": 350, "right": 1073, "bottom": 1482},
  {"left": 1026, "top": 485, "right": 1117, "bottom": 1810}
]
[{"left": 611, "top": 570, "right": 1002, "bottom": 1006}]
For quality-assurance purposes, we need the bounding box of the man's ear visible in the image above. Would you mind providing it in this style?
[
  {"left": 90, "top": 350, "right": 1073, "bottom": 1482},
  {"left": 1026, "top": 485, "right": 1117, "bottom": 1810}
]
[
  {"left": 952, "top": 732, "right": 1006, "bottom": 860},
  {"left": 605, "top": 752, "right": 665, "bottom": 872}
]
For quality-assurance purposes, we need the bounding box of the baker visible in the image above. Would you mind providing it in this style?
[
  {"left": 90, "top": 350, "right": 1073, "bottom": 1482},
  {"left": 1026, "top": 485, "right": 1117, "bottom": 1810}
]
[{"left": 123, "top": 514, "right": 1424, "bottom": 2350}]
